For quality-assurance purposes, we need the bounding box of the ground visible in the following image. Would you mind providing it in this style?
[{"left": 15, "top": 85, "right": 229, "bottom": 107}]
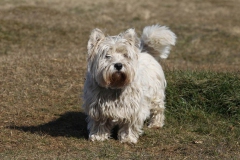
[{"left": 0, "top": 0, "right": 239, "bottom": 159}]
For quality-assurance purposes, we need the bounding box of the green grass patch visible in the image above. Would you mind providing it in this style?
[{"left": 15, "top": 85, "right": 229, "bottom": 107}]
[{"left": 166, "top": 70, "right": 240, "bottom": 139}]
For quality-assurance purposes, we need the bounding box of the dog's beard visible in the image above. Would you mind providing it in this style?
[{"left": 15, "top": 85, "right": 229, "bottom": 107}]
[{"left": 109, "top": 71, "right": 129, "bottom": 89}]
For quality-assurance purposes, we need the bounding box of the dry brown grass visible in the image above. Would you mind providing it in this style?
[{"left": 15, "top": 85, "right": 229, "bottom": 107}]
[{"left": 0, "top": 0, "right": 240, "bottom": 159}]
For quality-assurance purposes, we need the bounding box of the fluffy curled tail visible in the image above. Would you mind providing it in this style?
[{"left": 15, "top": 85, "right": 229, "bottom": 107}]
[{"left": 140, "top": 24, "right": 176, "bottom": 59}]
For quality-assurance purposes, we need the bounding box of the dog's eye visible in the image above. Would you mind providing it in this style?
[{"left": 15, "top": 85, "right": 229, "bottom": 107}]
[
  {"left": 105, "top": 54, "right": 111, "bottom": 59},
  {"left": 123, "top": 53, "right": 129, "bottom": 58}
]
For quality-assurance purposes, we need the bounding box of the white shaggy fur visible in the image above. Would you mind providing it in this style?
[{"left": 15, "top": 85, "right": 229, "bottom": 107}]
[{"left": 83, "top": 25, "right": 176, "bottom": 143}]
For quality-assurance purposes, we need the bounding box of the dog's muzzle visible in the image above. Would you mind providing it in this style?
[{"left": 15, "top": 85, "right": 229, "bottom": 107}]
[{"left": 109, "top": 71, "right": 128, "bottom": 88}]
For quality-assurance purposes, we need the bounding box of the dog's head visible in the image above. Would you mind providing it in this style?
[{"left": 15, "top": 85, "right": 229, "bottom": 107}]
[{"left": 87, "top": 28, "right": 140, "bottom": 89}]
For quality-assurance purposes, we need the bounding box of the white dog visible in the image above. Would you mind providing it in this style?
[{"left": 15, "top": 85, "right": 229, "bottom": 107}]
[{"left": 83, "top": 25, "right": 176, "bottom": 143}]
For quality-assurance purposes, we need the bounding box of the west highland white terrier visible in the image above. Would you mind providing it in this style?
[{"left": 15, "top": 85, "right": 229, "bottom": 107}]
[{"left": 83, "top": 25, "right": 176, "bottom": 143}]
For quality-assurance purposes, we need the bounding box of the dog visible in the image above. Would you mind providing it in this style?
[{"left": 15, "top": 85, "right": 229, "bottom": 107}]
[{"left": 83, "top": 25, "right": 176, "bottom": 143}]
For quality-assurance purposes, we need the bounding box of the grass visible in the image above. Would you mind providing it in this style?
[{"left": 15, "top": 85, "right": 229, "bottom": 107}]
[
  {"left": 0, "top": 0, "right": 240, "bottom": 159},
  {"left": 166, "top": 71, "right": 240, "bottom": 141},
  {"left": 167, "top": 71, "right": 240, "bottom": 120},
  {"left": 4, "top": 71, "right": 239, "bottom": 159}
]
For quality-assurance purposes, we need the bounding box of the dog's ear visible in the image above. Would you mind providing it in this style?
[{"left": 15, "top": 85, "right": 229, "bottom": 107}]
[
  {"left": 87, "top": 28, "right": 105, "bottom": 55},
  {"left": 121, "top": 28, "right": 140, "bottom": 48}
]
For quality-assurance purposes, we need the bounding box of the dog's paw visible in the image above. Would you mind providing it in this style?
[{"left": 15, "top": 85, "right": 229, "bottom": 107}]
[
  {"left": 148, "top": 112, "right": 165, "bottom": 128},
  {"left": 148, "top": 122, "right": 164, "bottom": 129},
  {"left": 89, "top": 133, "right": 109, "bottom": 141},
  {"left": 118, "top": 132, "right": 138, "bottom": 144}
]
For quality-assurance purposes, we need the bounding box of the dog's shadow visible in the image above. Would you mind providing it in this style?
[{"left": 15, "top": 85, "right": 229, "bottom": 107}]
[
  {"left": 9, "top": 111, "right": 119, "bottom": 140},
  {"left": 9, "top": 111, "right": 89, "bottom": 139}
]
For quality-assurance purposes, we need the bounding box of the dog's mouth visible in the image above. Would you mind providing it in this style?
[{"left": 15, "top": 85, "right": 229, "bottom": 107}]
[{"left": 109, "top": 71, "right": 129, "bottom": 88}]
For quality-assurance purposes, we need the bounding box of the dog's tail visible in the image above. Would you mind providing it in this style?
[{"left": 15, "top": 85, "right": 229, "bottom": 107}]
[{"left": 140, "top": 24, "right": 176, "bottom": 59}]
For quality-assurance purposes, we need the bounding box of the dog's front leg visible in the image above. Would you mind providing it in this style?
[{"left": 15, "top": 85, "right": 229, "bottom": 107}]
[
  {"left": 118, "top": 122, "right": 142, "bottom": 144},
  {"left": 87, "top": 117, "right": 112, "bottom": 141}
]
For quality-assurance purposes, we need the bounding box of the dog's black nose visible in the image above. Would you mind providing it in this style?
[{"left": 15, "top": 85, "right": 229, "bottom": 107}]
[{"left": 114, "top": 63, "right": 123, "bottom": 71}]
